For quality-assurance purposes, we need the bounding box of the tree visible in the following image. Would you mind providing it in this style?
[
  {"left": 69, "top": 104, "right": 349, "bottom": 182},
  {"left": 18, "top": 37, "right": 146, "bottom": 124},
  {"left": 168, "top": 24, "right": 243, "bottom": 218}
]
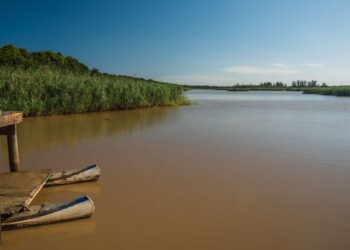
[
  {"left": 0, "top": 44, "right": 91, "bottom": 74},
  {"left": 91, "top": 67, "right": 100, "bottom": 75},
  {"left": 307, "top": 80, "right": 317, "bottom": 87},
  {"left": 275, "top": 82, "right": 285, "bottom": 87},
  {"left": 292, "top": 80, "right": 308, "bottom": 87},
  {"left": 0, "top": 44, "right": 30, "bottom": 67}
]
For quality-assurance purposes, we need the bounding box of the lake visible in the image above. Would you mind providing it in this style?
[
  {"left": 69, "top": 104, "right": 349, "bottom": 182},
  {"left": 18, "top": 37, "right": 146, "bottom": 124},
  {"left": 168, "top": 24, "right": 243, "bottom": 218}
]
[{"left": 1, "top": 90, "right": 350, "bottom": 249}]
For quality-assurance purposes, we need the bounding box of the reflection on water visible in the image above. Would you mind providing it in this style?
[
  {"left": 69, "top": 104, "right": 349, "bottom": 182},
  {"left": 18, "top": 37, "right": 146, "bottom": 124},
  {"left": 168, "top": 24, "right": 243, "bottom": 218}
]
[
  {"left": 22, "top": 107, "right": 178, "bottom": 150},
  {"left": 0, "top": 107, "right": 178, "bottom": 171},
  {"left": 34, "top": 181, "right": 102, "bottom": 204},
  {"left": 1, "top": 90, "right": 350, "bottom": 249},
  {"left": 2, "top": 218, "right": 96, "bottom": 249}
]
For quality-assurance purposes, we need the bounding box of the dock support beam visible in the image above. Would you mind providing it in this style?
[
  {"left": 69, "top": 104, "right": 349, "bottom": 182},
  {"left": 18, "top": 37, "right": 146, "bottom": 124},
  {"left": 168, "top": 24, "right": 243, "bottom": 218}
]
[
  {"left": 0, "top": 112, "right": 22, "bottom": 172},
  {"left": 0, "top": 125, "right": 20, "bottom": 172},
  {"left": 7, "top": 125, "right": 19, "bottom": 172}
]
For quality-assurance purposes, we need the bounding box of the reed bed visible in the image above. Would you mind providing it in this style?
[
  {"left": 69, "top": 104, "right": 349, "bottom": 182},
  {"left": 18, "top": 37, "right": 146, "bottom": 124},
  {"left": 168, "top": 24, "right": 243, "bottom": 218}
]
[{"left": 0, "top": 67, "right": 189, "bottom": 116}]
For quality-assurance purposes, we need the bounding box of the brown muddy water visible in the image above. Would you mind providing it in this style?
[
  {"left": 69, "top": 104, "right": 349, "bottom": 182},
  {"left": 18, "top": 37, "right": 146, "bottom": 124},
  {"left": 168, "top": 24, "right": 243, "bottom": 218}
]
[{"left": 1, "top": 90, "right": 350, "bottom": 250}]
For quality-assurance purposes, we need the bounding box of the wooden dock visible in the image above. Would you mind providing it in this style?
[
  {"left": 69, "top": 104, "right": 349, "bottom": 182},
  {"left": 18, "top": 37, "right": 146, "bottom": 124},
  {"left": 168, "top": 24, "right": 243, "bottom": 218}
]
[
  {"left": 0, "top": 170, "right": 51, "bottom": 217},
  {"left": 0, "top": 112, "right": 98, "bottom": 236},
  {"left": 0, "top": 169, "right": 52, "bottom": 237},
  {"left": 0, "top": 112, "right": 23, "bottom": 172}
]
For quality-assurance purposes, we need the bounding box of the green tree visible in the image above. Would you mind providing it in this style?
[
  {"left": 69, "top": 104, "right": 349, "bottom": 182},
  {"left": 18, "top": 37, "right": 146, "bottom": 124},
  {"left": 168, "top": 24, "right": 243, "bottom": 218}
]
[{"left": 0, "top": 44, "right": 30, "bottom": 67}]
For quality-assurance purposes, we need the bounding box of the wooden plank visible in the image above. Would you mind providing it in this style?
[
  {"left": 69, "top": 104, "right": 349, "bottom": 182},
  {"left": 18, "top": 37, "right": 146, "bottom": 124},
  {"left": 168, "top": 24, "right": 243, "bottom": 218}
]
[
  {"left": 0, "top": 170, "right": 52, "bottom": 217},
  {"left": 0, "top": 112, "right": 23, "bottom": 128}
]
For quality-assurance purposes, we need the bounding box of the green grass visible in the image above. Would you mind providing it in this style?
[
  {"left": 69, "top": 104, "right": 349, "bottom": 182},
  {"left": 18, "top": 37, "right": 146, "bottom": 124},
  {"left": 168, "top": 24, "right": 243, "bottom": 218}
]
[{"left": 0, "top": 67, "right": 189, "bottom": 116}]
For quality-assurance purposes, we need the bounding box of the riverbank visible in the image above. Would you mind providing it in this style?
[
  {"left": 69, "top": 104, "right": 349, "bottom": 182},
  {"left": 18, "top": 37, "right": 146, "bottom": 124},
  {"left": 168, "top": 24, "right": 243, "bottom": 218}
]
[
  {"left": 0, "top": 67, "right": 189, "bottom": 117},
  {"left": 184, "top": 85, "right": 350, "bottom": 97}
]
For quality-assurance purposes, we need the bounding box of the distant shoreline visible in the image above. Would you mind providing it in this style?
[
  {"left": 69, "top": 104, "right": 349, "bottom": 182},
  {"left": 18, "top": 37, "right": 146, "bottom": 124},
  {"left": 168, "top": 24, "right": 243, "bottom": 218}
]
[{"left": 183, "top": 85, "right": 350, "bottom": 97}]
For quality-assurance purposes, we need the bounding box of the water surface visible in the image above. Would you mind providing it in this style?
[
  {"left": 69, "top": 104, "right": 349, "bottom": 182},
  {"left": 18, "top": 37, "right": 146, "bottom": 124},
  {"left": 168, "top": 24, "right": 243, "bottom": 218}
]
[{"left": 1, "top": 90, "right": 350, "bottom": 250}]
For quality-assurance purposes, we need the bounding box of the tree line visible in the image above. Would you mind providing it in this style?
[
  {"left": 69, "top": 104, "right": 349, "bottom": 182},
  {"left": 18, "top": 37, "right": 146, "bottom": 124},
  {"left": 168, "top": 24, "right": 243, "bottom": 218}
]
[
  {"left": 0, "top": 44, "right": 169, "bottom": 84},
  {"left": 291, "top": 80, "right": 327, "bottom": 88},
  {"left": 185, "top": 81, "right": 330, "bottom": 91},
  {"left": 0, "top": 44, "right": 90, "bottom": 74},
  {"left": 230, "top": 81, "right": 327, "bottom": 89}
]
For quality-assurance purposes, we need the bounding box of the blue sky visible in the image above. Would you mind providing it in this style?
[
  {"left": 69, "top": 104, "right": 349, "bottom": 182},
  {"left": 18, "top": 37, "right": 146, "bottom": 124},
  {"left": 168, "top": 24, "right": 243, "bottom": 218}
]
[{"left": 1, "top": 0, "right": 350, "bottom": 85}]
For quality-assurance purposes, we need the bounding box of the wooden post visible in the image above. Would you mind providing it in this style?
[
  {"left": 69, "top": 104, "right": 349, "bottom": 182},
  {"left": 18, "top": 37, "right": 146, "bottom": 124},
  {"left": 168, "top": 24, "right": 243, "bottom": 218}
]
[
  {"left": 7, "top": 125, "right": 19, "bottom": 172},
  {"left": 0, "top": 112, "right": 22, "bottom": 172}
]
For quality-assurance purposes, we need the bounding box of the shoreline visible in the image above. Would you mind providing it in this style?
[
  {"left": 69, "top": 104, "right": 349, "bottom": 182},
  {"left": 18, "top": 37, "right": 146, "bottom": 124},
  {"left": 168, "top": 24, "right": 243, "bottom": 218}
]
[{"left": 184, "top": 85, "right": 350, "bottom": 97}]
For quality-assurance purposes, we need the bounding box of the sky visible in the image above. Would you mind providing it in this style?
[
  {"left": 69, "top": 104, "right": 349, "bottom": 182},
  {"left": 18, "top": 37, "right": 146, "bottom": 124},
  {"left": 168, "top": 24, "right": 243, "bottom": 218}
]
[{"left": 1, "top": 0, "right": 350, "bottom": 85}]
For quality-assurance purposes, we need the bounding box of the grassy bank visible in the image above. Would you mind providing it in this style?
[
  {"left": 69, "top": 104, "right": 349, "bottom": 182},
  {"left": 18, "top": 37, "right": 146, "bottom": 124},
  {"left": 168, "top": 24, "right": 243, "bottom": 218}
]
[{"left": 0, "top": 67, "right": 189, "bottom": 116}]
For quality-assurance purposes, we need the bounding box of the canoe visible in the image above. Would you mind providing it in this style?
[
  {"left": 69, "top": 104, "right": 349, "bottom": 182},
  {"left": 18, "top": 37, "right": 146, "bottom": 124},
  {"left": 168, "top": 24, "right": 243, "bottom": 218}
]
[
  {"left": 1, "top": 196, "right": 95, "bottom": 230},
  {"left": 45, "top": 164, "right": 101, "bottom": 186}
]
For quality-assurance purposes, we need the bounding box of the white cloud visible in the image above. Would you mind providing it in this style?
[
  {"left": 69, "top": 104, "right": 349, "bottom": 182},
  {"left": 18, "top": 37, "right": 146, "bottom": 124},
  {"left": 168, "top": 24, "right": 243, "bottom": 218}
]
[
  {"left": 305, "top": 63, "right": 324, "bottom": 67},
  {"left": 222, "top": 65, "right": 300, "bottom": 75}
]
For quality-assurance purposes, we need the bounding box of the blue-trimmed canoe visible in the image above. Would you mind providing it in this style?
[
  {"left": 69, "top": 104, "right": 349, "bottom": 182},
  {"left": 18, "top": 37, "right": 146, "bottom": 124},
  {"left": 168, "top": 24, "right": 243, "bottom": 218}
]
[
  {"left": 1, "top": 196, "right": 94, "bottom": 230},
  {"left": 45, "top": 164, "right": 101, "bottom": 186}
]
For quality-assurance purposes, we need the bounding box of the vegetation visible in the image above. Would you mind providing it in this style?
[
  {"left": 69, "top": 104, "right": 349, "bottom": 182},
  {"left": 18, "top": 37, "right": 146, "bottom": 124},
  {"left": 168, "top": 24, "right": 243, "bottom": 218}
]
[
  {"left": 302, "top": 86, "right": 350, "bottom": 96},
  {"left": 186, "top": 81, "right": 350, "bottom": 97},
  {"left": 0, "top": 67, "right": 189, "bottom": 116},
  {"left": 184, "top": 82, "right": 288, "bottom": 91},
  {"left": 0, "top": 44, "right": 89, "bottom": 74},
  {"left": 0, "top": 45, "right": 189, "bottom": 116},
  {"left": 291, "top": 80, "right": 318, "bottom": 87}
]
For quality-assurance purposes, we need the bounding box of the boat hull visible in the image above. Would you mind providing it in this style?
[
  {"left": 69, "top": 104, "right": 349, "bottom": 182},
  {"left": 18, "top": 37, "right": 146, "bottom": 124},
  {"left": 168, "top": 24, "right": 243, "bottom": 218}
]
[
  {"left": 45, "top": 164, "right": 101, "bottom": 186},
  {"left": 2, "top": 196, "right": 95, "bottom": 230}
]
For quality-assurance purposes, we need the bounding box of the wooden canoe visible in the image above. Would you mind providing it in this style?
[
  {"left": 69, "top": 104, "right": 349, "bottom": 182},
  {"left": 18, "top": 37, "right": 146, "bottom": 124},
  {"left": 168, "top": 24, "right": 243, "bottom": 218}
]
[
  {"left": 2, "top": 196, "right": 95, "bottom": 230},
  {"left": 45, "top": 164, "right": 101, "bottom": 186}
]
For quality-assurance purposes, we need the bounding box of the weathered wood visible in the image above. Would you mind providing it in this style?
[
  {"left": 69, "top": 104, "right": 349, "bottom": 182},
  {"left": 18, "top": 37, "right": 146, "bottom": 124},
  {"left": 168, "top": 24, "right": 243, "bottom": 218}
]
[
  {"left": 0, "top": 112, "right": 23, "bottom": 172},
  {"left": 6, "top": 125, "right": 19, "bottom": 172},
  {"left": 0, "top": 170, "right": 52, "bottom": 218},
  {"left": 0, "top": 112, "right": 23, "bottom": 128},
  {"left": 0, "top": 126, "right": 11, "bottom": 135}
]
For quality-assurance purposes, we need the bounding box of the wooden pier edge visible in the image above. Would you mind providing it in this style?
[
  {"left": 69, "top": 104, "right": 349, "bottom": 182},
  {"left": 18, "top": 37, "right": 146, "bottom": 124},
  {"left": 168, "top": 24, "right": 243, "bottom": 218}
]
[{"left": 0, "top": 170, "right": 52, "bottom": 239}]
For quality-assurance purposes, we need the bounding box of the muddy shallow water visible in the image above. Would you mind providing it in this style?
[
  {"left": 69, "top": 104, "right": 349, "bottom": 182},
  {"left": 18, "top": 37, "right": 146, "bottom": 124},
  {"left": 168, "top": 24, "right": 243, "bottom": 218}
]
[{"left": 1, "top": 90, "right": 350, "bottom": 250}]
